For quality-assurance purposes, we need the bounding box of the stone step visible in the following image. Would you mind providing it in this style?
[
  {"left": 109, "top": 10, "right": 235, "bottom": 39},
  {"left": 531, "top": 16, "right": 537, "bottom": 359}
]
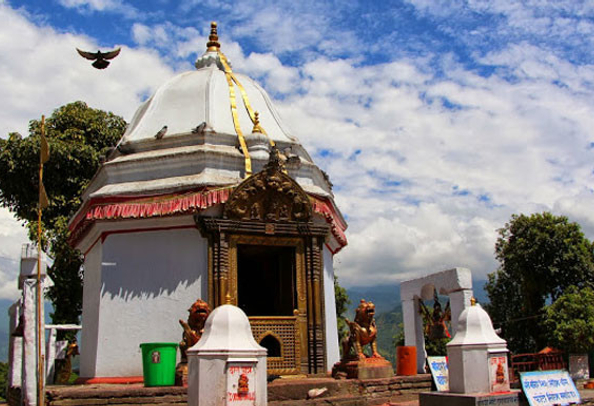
[
  {"left": 46, "top": 384, "right": 186, "bottom": 406},
  {"left": 270, "top": 394, "right": 369, "bottom": 406},
  {"left": 40, "top": 375, "right": 433, "bottom": 406}
]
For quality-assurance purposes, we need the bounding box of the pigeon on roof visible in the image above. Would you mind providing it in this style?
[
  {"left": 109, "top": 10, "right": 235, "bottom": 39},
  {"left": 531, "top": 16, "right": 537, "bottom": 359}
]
[{"left": 154, "top": 126, "right": 168, "bottom": 140}]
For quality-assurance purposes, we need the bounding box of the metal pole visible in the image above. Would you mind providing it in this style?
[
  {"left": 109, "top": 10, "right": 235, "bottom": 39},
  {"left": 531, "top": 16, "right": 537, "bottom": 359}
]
[{"left": 37, "top": 115, "right": 46, "bottom": 406}]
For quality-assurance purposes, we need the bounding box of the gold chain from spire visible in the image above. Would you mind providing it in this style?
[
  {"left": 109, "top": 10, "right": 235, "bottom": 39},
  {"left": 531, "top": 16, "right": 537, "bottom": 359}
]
[
  {"left": 209, "top": 22, "right": 279, "bottom": 177},
  {"left": 218, "top": 53, "right": 252, "bottom": 177},
  {"left": 218, "top": 52, "right": 275, "bottom": 148}
]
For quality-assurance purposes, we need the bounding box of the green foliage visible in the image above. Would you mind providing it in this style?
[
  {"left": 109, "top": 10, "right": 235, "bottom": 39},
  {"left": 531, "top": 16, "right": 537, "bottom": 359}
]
[
  {"left": 0, "top": 101, "right": 126, "bottom": 329},
  {"left": 485, "top": 212, "right": 594, "bottom": 353},
  {"left": 393, "top": 323, "right": 405, "bottom": 348},
  {"left": 375, "top": 306, "right": 403, "bottom": 366},
  {"left": 0, "top": 361, "right": 7, "bottom": 400},
  {"left": 334, "top": 275, "right": 351, "bottom": 343},
  {"left": 424, "top": 337, "right": 449, "bottom": 356},
  {"left": 544, "top": 286, "right": 594, "bottom": 354}
]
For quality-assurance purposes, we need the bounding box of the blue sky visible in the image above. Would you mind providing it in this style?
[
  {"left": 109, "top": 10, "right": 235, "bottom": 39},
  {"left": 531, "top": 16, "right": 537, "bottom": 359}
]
[{"left": 0, "top": 0, "right": 593, "bottom": 296}]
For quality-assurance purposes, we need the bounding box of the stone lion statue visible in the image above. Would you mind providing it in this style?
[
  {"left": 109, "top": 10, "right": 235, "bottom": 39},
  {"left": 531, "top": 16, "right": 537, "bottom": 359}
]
[
  {"left": 341, "top": 299, "right": 381, "bottom": 361},
  {"left": 179, "top": 299, "right": 211, "bottom": 362}
]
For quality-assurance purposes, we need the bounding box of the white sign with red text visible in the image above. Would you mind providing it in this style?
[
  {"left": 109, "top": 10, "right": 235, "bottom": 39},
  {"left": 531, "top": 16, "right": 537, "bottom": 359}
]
[{"left": 226, "top": 363, "right": 256, "bottom": 406}]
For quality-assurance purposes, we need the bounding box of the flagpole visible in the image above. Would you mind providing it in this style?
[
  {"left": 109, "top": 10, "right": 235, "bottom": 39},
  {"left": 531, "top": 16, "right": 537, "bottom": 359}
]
[{"left": 37, "top": 115, "right": 46, "bottom": 406}]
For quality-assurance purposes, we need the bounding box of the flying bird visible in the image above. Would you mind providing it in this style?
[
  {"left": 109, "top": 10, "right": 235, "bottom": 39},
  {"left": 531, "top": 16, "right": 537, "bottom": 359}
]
[
  {"left": 76, "top": 47, "right": 121, "bottom": 69},
  {"left": 155, "top": 126, "right": 168, "bottom": 140}
]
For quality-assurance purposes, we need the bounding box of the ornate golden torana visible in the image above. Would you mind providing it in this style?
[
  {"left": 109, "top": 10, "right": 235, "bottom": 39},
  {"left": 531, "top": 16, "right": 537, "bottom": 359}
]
[{"left": 224, "top": 147, "right": 312, "bottom": 223}]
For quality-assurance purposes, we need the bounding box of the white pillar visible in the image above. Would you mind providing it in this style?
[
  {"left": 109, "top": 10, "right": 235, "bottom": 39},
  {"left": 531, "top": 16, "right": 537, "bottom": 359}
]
[
  {"left": 22, "top": 280, "right": 42, "bottom": 406},
  {"left": 448, "top": 289, "right": 473, "bottom": 336},
  {"left": 402, "top": 298, "right": 426, "bottom": 373},
  {"left": 8, "top": 299, "right": 23, "bottom": 389},
  {"left": 45, "top": 328, "right": 57, "bottom": 385}
]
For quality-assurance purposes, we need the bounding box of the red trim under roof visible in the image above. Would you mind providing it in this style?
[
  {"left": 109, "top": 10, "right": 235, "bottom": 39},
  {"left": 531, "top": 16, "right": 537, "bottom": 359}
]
[{"left": 69, "top": 187, "right": 347, "bottom": 252}]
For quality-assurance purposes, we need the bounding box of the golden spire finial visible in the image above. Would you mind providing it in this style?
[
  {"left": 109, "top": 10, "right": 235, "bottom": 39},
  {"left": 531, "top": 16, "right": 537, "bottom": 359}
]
[
  {"left": 470, "top": 297, "right": 477, "bottom": 306},
  {"left": 207, "top": 21, "right": 220, "bottom": 51},
  {"left": 252, "top": 111, "right": 263, "bottom": 133},
  {"left": 225, "top": 292, "right": 232, "bottom": 305}
]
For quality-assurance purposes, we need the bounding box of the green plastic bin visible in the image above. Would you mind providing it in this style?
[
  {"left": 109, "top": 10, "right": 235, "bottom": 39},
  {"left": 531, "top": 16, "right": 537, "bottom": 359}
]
[{"left": 140, "top": 342, "right": 178, "bottom": 387}]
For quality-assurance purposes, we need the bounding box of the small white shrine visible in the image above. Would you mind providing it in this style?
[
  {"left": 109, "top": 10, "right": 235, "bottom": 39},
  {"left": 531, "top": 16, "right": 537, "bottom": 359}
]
[
  {"left": 420, "top": 298, "right": 516, "bottom": 406},
  {"left": 447, "top": 298, "right": 510, "bottom": 394},
  {"left": 68, "top": 23, "right": 347, "bottom": 379},
  {"left": 188, "top": 304, "right": 267, "bottom": 406}
]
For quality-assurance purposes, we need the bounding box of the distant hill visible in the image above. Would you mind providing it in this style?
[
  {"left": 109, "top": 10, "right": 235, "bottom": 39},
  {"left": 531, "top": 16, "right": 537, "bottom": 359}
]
[
  {"left": 375, "top": 304, "right": 403, "bottom": 367},
  {"left": 345, "top": 284, "right": 400, "bottom": 317}
]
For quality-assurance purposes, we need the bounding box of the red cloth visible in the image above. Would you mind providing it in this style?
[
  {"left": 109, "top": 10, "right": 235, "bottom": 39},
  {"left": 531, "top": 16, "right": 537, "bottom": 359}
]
[{"left": 70, "top": 188, "right": 348, "bottom": 252}]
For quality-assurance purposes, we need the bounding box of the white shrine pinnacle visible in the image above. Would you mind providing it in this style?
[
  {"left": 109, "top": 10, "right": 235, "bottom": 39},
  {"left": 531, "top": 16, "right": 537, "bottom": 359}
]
[{"left": 448, "top": 303, "right": 506, "bottom": 347}]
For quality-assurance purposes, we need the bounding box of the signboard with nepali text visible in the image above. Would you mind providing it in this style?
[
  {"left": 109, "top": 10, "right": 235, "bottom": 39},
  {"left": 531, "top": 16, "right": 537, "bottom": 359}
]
[
  {"left": 226, "top": 362, "right": 256, "bottom": 406},
  {"left": 427, "top": 356, "right": 449, "bottom": 392},
  {"left": 520, "top": 370, "right": 580, "bottom": 406}
]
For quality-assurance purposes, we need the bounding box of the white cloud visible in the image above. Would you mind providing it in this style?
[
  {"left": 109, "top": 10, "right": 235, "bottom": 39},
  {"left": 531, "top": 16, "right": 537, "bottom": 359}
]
[
  {"left": 131, "top": 23, "right": 151, "bottom": 45},
  {"left": 58, "top": 0, "right": 140, "bottom": 19},
  {"left": 0, "top": 207, "right": 28, "bottom": 300},
  {"left": 274, "top": 43, "right": 594, "bottom": 286},
  {"left": 2, "top": 1, "right": 593, "bottom": 294},
  {"left": 405, "top": 0, "right": 594, "bottom": 63},
  {"left": 0, "top": 3, "right": 175, "bottom": 298},
  {"left": 0, "top": 3, "right": 174, "bottom": 137},
  {"left": 553, "top": 192, "right": 594, "bottom": 238}
]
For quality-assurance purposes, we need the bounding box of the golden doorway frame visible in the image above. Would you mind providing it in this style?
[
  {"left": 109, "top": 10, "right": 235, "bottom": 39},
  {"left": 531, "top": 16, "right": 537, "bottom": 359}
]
[{"left": 227, "top": 235, "right": 307, "bottom": 375}]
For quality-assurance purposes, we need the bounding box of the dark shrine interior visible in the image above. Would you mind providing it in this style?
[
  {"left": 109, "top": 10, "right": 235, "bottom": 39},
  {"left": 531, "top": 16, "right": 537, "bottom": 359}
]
[{"left": 237, "top": 244, "right": 297, "bottom": 317}]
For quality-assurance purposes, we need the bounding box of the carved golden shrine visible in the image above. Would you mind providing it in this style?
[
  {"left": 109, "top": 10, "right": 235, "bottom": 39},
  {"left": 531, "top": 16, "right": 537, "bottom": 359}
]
[{"left": 196, "top": 150, "right": 329, "bottom": 375}]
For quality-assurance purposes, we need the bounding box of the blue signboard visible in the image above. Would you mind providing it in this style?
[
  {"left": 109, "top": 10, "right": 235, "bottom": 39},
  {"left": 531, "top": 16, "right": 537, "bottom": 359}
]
[
  {"left": 520, "top": 370, "right": 580, "bottom": 406},
  {"left": 427, "top": 356, "right": 449, "bottom": 392}
]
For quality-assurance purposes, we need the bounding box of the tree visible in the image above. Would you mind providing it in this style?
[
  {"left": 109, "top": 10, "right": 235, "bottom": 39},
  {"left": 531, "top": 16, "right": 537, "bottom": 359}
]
[
  {"left": 0, "top": 101, "right": 126, "bottom": 330},
  {"left": 334, "top": 275, "right": 351, "bottom": 343},
  {"left": 485, "top": 212, "right": 594, "bottom": 353},
  {"left": 544, "top": 286, "right": 594, "bottom": 354}
]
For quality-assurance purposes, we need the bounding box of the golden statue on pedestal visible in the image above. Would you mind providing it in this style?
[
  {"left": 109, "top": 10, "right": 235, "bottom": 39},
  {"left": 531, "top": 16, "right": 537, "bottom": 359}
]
[
  {"left": 342, "top": 299, "right": 381, "bottom": 360},
  {"left": 332, "top": 299, "right": 393, "bottom": 379},
  {"left": 176, "top": 299, "right": 211, "bottom": 385}
]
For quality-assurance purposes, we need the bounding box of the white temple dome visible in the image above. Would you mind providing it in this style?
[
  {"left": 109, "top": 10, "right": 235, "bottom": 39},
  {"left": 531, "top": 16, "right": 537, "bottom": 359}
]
[
  {"left": 81, "top": 22, "right": 332, "bottom": 200},
  {"left": 119, "top": 51, "right": 298, "bottom": 146},
  {"left": 447, "top": 302, "right": 506, "bottom": 347},
  {"left": 69, "top": 22, "right": 348, "bottom": 254}
]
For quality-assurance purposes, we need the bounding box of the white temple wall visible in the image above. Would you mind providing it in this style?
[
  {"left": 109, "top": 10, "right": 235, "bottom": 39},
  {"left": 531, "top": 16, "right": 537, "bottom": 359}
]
[
  {"left": 80, "top": 242, "right": 102, "bottom": 378},
  {"left": 81, "top": 227, "right": 208, "bottom": 378},
  {"left": 322, "top": 246, "right": 339, "bottom": 369}
]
